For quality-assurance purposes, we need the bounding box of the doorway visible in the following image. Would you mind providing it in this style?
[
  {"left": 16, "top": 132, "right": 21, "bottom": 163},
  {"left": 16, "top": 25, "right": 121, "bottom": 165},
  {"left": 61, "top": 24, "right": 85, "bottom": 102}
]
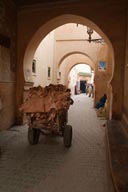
[{"left": 80, "top": 80, "right": 86, "bottom": 93}]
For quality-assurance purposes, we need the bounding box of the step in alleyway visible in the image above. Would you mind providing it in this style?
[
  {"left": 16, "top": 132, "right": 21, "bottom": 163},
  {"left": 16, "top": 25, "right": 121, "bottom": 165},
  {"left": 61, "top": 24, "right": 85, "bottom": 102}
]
[{"left": 0, "top": 94, "right": 115, "bottom": 192}]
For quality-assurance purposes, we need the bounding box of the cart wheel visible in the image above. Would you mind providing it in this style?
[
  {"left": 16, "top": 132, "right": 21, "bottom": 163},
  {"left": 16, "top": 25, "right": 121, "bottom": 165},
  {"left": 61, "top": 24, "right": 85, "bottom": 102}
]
[
  {"left": 28, "top": 128, "right": 40, "bottom": 145},
  {"left": 63, "top": 125, "right": 72, "bottom": 148}
]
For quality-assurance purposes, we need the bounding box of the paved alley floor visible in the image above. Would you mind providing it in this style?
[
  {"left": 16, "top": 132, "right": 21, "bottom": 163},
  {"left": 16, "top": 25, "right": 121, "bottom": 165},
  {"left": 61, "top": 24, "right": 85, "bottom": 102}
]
[{"left": 0, "top": 94, "right": 115, "bottom": 192}]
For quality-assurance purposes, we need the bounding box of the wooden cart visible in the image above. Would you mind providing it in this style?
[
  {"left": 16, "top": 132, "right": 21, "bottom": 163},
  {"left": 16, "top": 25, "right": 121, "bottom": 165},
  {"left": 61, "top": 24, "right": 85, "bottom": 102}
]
[
  {"left": 26, "top": 110, "right": 72, "bottom": 147},
  {"left": 20, "top": 84, "right": 73, "bottom": 148}
]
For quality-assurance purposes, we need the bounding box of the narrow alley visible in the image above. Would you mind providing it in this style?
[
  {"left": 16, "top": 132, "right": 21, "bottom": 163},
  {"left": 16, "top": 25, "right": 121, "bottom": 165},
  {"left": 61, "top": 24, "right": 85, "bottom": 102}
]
[{"left": 0, "top": 94, "right": 115, "bottom": 192}]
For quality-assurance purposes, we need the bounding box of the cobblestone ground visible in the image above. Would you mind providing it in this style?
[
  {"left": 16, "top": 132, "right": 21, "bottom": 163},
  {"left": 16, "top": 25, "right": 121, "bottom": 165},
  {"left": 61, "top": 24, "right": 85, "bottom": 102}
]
[{"left": 0, "top": 94, "right": 115, "bottom": 192}]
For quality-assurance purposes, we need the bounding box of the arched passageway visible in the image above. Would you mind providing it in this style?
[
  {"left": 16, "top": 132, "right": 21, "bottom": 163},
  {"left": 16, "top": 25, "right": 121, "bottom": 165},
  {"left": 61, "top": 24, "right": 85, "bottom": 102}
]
[
  {"left": 0, "top": 2, "right": 126, "bottom": 191},
  {"left": 67, "top": 63, "right": 93, "bottom": 95},
  {"left": 16, "top": 14, "right": 114, "bottom": 123},
  {"left": 0, "top": 1, "right": 128, "bottom": 191},
  {"left": 58, "top": 53, "right": 94, "bottom": 86}
]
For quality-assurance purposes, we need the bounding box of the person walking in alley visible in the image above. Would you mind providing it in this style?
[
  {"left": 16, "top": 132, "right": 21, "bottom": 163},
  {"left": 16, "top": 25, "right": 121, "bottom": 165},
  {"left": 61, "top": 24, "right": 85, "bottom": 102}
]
[{"left": 88, "top": 84, "right": 93, "bottom": 97}]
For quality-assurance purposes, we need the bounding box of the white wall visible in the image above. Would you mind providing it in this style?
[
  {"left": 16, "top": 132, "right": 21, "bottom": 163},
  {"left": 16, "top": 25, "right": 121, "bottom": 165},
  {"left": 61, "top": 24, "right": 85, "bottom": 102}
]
[{"left": 32, "top": 31, "right": 55, "bottom": 87}]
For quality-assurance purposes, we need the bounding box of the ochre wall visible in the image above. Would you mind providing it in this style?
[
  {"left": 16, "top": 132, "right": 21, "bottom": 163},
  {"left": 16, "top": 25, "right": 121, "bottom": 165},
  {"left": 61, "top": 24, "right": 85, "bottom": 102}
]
[
  {"left": 94, "top": 44, "right": 112, "bottom": 102},
  {"left": 54, "top": 23, "right": 102, "bottom": 67},
  {"left": 16, "top": 2, "right": 126, "bottom": 122},
  {"left": 94, "top": 44, "right": 113, "bottom": 119},
  {"left": 0, "top": 0, "right": 17, "bottom": 130},
  {"left": 123, "top": 8, "right": 128, "bottom": 126},
  {"left": 0, "top": 82, "right": 15, "bottom": 130}
]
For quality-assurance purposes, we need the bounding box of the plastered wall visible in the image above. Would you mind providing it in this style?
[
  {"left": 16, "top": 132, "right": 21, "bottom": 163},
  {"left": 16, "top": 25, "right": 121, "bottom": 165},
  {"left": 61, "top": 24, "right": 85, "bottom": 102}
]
[
  {"left": 0, "top": 0, "right": 17, "bottom": 130},
  {"left": 24, "top": 31, "right": 55, "bottom": 87},
  {"left": 123, "top": 9, "right": 128, "bottom": 126}
]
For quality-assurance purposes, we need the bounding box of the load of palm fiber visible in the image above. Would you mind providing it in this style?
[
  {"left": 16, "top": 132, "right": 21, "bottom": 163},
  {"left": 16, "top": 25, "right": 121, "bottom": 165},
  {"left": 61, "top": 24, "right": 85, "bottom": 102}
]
[{"left": 19, "top": 84, "right": 73, "bottom": 129}]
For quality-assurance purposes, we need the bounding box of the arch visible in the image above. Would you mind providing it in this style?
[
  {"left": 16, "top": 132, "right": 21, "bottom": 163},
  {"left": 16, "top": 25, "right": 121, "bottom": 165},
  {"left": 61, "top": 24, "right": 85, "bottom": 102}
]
[
  {"left": 58, "top": 52, "right": 94, "bottom": 71},
  {"left": 58, "top": 53, "right": 94, "bottom": 85},
  {"left": 60, "top": 61, "right": 93, "bottom": 86},
  {"left": 23, "top": 14, "right": 114, "bottom": 80},
  {"left": 67, "top": 63, "right": 93, "bottom": 95},
  {"left": 23, "top": 13, "right": 114, "bottom": 120},
  {"left": 67, "top": 63, "right": 93, "bottom": 87},
  {"left": 67, "top": 62, "right": 93, "bottom": 74},
  {"left": 58, "top": 51, "right": 95, "bottom": 68}
]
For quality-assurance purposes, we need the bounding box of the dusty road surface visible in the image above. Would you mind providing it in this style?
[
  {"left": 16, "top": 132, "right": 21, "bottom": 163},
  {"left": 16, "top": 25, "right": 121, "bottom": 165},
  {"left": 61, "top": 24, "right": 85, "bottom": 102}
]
[{"left": 0, "top": 94, "right": 115, "bottom": 192}]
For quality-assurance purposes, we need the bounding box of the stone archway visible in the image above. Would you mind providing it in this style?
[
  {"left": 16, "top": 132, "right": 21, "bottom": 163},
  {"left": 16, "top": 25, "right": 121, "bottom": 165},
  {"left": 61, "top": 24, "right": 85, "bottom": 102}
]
[
  {"left": 67, "top": 62, "right": 93, "bottom": 96},
  {"left": 58, "top": 52, "right": 94, "bottom": 86},
  {"left": 57, "top": 47, "right": 113, "bottom": 119},
  {"left": 16, "top": 14, "right": 114, "bottom": 122},
  {"left": 23, "top": 14, "right": 114, "bottom": 81}
]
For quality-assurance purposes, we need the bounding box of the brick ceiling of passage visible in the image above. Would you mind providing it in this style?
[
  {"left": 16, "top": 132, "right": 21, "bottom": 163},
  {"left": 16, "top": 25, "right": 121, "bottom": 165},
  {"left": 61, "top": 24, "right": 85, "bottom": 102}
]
[{"left": 13, "top": 0, "right": 126, "bottom": 7}]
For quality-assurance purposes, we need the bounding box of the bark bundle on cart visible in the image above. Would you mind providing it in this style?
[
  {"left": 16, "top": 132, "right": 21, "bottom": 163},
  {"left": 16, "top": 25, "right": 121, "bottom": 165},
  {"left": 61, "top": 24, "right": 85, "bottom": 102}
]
[{"left": 19, "top": 84, "right": 73, "bottom": 130}]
